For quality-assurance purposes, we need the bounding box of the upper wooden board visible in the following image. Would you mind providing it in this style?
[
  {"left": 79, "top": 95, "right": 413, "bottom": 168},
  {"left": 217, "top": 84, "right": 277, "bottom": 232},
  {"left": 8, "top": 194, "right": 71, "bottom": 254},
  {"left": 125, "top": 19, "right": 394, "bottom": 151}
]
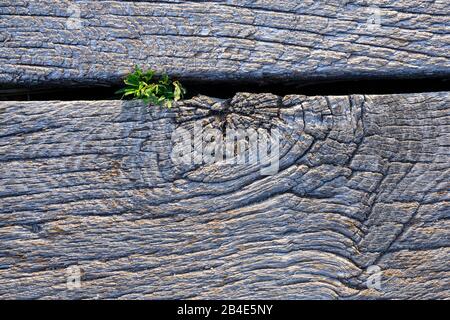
[{"left": 0, "top": 0, "right": 449, "bottom": 85}]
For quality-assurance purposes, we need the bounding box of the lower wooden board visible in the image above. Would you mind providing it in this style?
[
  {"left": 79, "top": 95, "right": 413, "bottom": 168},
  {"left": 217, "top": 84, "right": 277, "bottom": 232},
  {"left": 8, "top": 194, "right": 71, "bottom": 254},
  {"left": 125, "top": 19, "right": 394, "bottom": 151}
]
[{"left": 0, "top": 92, "right": 448, "bottom": 299}]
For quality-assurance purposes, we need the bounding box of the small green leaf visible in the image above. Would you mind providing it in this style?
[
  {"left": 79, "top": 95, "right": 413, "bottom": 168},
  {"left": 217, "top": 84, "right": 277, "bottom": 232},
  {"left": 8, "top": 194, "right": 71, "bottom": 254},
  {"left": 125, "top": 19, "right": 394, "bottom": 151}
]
[
  {"left": 160, "top": 74, "right": 170, "bottom": 85},
  {"left": 115, "top": 88, "right": 127, "bottom": 95}
]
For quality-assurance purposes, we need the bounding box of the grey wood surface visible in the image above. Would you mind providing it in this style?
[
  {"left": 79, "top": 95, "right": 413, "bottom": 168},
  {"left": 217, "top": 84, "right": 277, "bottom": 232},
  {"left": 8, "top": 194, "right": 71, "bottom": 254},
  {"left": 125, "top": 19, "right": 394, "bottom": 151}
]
[
  {"left": 0, "top": 92, "right": 448, "bottom": 299},
  {"left": 0, "top": 0, "right": 449, "bottom": 85}
]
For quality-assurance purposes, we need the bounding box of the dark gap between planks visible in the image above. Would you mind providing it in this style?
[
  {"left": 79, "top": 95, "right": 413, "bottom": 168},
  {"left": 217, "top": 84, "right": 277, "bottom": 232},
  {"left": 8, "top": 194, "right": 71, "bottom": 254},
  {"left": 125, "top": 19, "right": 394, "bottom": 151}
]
[{"left": 0, "top": 77, "right": 448, "bottom": 101}]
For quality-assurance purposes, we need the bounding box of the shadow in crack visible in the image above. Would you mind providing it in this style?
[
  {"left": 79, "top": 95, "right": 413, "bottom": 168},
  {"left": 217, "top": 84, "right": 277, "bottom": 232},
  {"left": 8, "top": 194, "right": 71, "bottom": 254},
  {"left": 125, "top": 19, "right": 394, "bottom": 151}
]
[{"left": 0, "top": 76, "right": 448, "bottom": 101}]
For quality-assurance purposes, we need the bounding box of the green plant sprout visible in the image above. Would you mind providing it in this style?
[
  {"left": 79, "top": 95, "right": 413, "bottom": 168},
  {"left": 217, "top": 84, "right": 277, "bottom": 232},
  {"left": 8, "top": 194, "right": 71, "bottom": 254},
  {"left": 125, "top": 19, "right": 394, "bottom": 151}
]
[{"left": 115, "top": 66, "right": 186, "bottom": 108}]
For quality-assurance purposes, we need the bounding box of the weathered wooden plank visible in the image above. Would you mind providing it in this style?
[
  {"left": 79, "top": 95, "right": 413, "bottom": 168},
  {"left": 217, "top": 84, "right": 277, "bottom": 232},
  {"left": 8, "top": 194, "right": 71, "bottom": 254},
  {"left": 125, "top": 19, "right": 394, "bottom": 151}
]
[
  {"left": 0, "top": 0, "right": 449, "bottom": 85},
  {"left": 0, "top": 92, "right": 448, "bottom": 299}
]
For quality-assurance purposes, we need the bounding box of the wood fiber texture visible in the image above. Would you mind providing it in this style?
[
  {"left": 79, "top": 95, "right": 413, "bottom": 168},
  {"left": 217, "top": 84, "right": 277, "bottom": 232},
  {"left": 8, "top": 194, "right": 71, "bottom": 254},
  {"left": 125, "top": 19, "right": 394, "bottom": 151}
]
[
  {"left": 0, "top": 92, "right": 448, "bottom": 299},
  {"left": 0, "top": 0, "right": 449, "bottom": 85}
]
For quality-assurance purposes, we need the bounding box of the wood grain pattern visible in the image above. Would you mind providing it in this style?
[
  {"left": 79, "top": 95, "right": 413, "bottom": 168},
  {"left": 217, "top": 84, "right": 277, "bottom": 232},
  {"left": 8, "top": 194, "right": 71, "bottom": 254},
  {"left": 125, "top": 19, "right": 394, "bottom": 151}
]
[
  {"left": 0, "top": 92, "right": 448, "bottom": 299},
  {"left": 0, "top": 0, "right": 449, "bottom": 85}
]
